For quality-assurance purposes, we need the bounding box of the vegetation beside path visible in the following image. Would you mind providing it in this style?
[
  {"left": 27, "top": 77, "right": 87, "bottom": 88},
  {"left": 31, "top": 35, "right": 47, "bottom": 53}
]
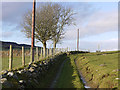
[{"left": 54, "top": 54, "right": 84, "bottom": 88}]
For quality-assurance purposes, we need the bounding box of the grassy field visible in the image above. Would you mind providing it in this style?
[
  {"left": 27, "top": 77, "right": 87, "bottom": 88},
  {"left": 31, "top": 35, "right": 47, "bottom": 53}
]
[
  {"left": 2, "top": 56, "right": 31, "bottom": 70},
  {"left": 1, "top": 48, "right": 55, "bottom": 70},
  {"left": 2, "top": 55, "right": 54, "bottom": 70},
  {"left": 75, "top": 51, "right": 119, "bottom": 88},
  {"left": 54, "top": 54, "right": 84, "bottom": 88}
]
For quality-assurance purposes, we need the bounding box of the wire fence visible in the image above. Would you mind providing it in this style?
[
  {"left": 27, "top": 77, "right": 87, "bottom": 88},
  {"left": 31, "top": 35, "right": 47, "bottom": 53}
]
[{"left": 1, "top": 45, "right": 68, "bottom": 71}]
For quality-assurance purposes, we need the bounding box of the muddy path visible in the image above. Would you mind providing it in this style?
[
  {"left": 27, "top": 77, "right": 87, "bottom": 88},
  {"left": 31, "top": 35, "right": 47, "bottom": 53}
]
[{"left": 50, "top": 59, "right": 67, "bottom": 88}]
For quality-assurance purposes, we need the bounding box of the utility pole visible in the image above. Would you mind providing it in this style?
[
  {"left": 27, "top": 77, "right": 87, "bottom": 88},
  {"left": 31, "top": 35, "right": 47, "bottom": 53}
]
[
  {"left": 98, "top": 44, "right": 100, "bottom": 52},
  {"left": 77, "top": 29, "right": 79, "bottom": 51},
  {"left": 31, "top": 0, "right": 36, "bottom": 62}
]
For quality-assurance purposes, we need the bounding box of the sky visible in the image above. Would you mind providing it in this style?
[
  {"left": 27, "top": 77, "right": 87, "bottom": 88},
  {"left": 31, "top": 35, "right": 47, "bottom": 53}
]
[{"left": 0, "top": 1, "right": 118, "bottom": 52}]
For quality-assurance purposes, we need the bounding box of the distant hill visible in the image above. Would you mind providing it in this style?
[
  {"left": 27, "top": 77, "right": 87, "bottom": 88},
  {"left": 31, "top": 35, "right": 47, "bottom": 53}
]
[{"left": 0, "top": 41, "right": 41, "bottom": 50}]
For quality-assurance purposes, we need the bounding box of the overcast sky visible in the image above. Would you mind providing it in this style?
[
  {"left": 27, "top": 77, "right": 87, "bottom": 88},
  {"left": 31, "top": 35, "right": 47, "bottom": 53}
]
[{"left": 0, "top": 1, "right": 118, "bottom": 52}]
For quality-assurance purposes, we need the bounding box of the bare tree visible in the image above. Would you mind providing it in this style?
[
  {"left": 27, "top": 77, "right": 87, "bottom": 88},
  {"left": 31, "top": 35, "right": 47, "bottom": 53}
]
[
  {"left": 51, "top": 4, "right": 75, "bottom": 49},
  {"left": 21, "top": 3, "right": 75, "bottom": 55},
  {"left": 21, "top": 3, "right": 57, "bottom": 56}
]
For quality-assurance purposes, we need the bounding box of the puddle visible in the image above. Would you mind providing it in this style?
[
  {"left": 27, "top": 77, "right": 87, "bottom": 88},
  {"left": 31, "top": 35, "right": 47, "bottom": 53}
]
[
  {"left": 79, "top": 71, "right": 91, "bottom": 88},
  {"left": 74, "top": 59, "right": 91, "bottom": 88}
]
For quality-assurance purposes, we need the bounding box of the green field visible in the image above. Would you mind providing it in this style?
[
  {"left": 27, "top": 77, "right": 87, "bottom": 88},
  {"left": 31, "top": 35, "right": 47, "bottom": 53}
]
[
  {"left": 2, "top": 56, "right": 30, "bottom": 70},
  {"left": 75, "top": 51, "right": 119, "bottom": 88}
]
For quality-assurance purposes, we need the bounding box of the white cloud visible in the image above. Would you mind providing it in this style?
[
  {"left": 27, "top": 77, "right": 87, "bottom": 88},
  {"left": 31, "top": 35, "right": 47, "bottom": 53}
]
[
  {"left": 80, "top": 10, "right": 118, "bottom": 37},
  {"left": 64, "top": 8, "right": 118, "bottom": 40}
]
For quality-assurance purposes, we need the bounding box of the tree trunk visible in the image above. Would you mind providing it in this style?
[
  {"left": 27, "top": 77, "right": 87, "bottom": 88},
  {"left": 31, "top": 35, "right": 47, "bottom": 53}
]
[
  {"left": 53, "top": 41, "right": 56, "bottom": 49},
  {"left": 53, "top": 41, "right": 57, "bottom": 55},
  {"left": 43, "top": 41, "right": 46, "bottom": 57}
]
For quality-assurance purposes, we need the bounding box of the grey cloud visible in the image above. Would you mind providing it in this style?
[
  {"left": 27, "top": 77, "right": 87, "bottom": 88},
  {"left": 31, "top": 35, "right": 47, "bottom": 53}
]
[{"left": 80, "top": 10, "right": 117, "bottom": 38}]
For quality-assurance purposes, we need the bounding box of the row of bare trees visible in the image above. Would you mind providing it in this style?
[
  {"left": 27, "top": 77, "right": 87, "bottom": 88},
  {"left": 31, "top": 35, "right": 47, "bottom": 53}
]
[{"left": 21, "top": 3, "right": 75, "bottom": 55}]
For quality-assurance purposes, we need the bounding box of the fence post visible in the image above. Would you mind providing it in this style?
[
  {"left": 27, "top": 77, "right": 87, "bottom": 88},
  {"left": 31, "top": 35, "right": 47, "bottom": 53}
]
[
  {"left": 67, "top": 47, "right": 68, "bottom": 52},
  {"left": 9, "top": 45, "right": 13, "bottom": 70},
  {"left": 59, "top": 48, "right": 61, "bottom": 53},
  {"left": 49, "top": 48, "right": 52, "bottom": 56},
  {"left": 52, "top": 48, "right": 53, "bottom": 56},
  {"left": 43, "top": 48, "right": 46, "bottom": 58},
  {"left": 22, "top": 46, "right": 25, "bottom": 66},
  {"left": 40, "top": 48, "right": 43, "bottom": 59},
  {"left": 36, "top": 47, "right": 39, "bottom": 61},
  {"left": 30, "top": 47, "right": 32, "bottom": 63}
]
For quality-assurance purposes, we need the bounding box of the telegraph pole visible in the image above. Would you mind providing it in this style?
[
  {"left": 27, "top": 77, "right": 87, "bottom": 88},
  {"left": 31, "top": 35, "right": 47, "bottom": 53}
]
[
  {"left": 31, "top": 0, "right": 36, "bottom": 62},
  {"left": 77, "top": 29, "right": 79, "bottom": 51}
]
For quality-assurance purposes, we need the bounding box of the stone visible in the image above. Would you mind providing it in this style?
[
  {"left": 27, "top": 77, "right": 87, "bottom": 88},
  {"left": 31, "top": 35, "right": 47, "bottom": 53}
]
[
  {"left": 39, "top": 63, "right": 42, "bottom": 66},
  {"left": 112, "top": 69, "right": 120, "bottom": 72},
  {"left": 7, "top": 72, "right": 14, "bottom": 77},
  {"left": 25, "top": 71, "right": 31, "bottom": 77},
  {"left": 99, "top": 64, "right": 106, "bottom": 67},
  {"left": 44, "top": 62, "right": 47, "bottom": 65},
  {"left": 27, "top": 63, "right": 32, "bottom": 69},
  {"left": 33, "top": 79, "right": 39, "bottom": 84},
  {"left": 13, "top": 74, "right": 18, "bottom": 80},
  {"left": 32, "top": 72, "right": 37, "bottom": 78},
  {"left": 115, "top": 78, "right": 120, "bottom": 80},
  {"left": 2, "top": 74, "right": 7, "bottom": 78},
  {"left": 18, "top": 85, "right": 25, "bottom": 89},
  {"left": 0, "top": 78, "right": 7, "bottom": 83},
  {"left": 29, "top": 67, "right": 35, "bottom": 72},
  {"left": 2, "top": 81, "right": 13, "bottom": 88},
  {"left": 19, "top": 80, "right": 26, "bottom": 85},
  {"left": 0, "top": 70, "right": 8, "bottom": 75},
  {"left": 17, "top": 70, "right": 22, "bottom": 74},
  {"left": 19, "top": 80, "right": 24, "bottom": 84},
  {"left": 32, "top": 64, "right": 37, "bottom": 68}
]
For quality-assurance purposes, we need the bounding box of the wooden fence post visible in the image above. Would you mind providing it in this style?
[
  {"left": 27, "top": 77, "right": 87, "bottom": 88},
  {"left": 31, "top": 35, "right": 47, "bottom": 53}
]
[
  {"left": 43, "top": 48, "right": 46, "bottom": 58},
  {"left": 30, "top": 47, "right": 32, "bottom": 63},
  {"left": 22, "top": 46, "right": 25, "bottom": 66},
  {"left": 67, "top": 47, "right": 68, "bottom": 52},
  {"left": 36, "top": 47, "right": 39, "bottom": 61},
  {"left": 59, "top": 48, "right": 61, "bottom": 53},
  {"left": 40, "top": 48, "right": 43, "bottom": 59},
  {"left": 49, "top": 48, "right": 52, "bottom": 56},
  {"left": 52, "top": 48, "right": 53, "bottom": 56},
  {"left": 9, "top": 45, "right": 13, "bottom": 70}
]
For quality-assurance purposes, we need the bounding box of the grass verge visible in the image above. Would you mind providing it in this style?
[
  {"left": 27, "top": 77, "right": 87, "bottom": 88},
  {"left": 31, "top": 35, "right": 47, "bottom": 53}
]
[{"left": 54, "top": 54, "right": 84, "bottom": 88}]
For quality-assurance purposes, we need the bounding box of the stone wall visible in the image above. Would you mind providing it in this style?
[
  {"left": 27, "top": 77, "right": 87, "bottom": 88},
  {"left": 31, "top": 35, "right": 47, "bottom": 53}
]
[{"left": 0, "top": 53, "right": 66, "bottom": 89}]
